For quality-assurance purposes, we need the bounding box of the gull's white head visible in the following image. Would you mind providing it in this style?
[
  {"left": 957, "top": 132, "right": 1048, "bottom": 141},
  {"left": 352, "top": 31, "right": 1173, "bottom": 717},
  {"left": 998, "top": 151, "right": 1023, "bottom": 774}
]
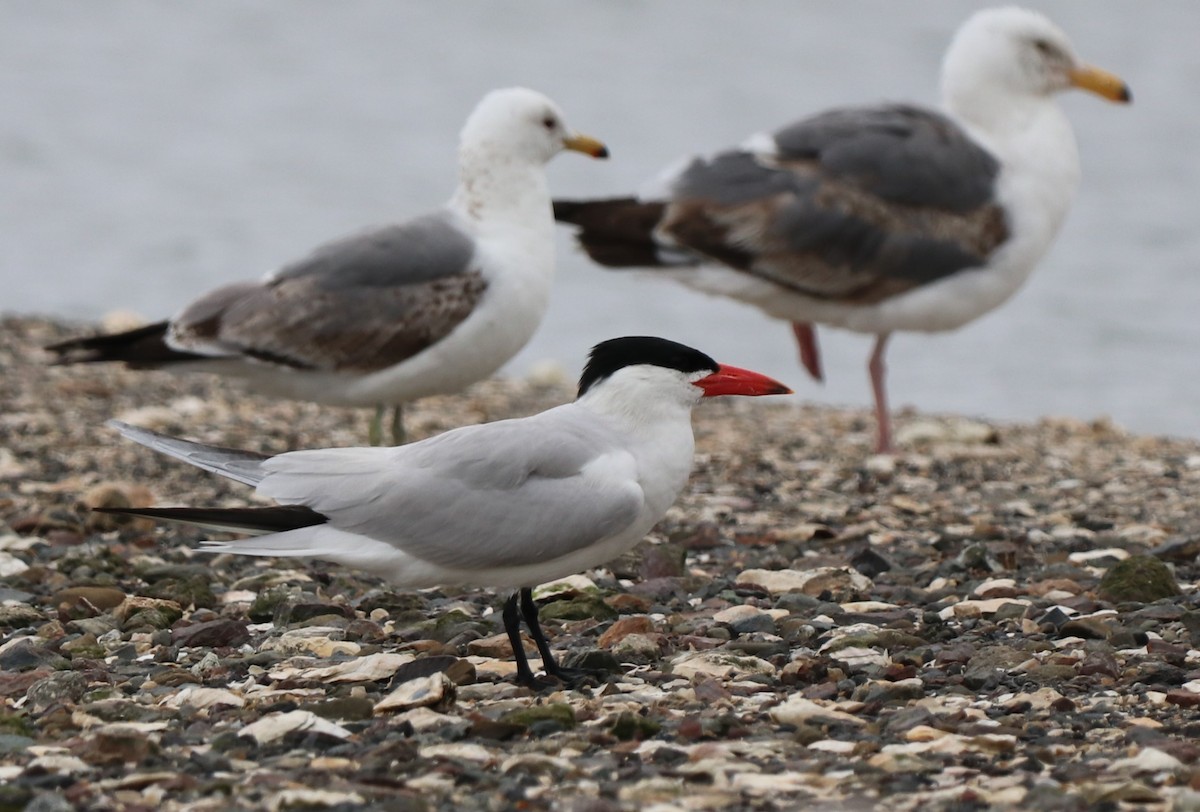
[
  {"left": 459, "top": 87, "right": 608, "bottom": 166},
  {"left": 941, "top": 7, "right": 1130, "bottom": 116}
]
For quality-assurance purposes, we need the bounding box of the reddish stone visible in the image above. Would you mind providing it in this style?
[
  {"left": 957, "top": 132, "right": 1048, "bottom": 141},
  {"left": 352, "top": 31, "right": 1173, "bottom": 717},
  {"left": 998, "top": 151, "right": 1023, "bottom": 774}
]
[{"left": 597, "top": 616, "right": 654, "bottom": 648}]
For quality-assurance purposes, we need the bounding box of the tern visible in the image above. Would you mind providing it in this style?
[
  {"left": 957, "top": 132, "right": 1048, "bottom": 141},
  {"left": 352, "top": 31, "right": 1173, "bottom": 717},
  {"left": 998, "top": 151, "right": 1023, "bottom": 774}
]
[
  {"left": 96, "top": 336, "right": 791, "bottom": 687},
  {"left": 553, "top": 7, "right": 1130, "bottom": 453},
  {"left": 48, "top": 87, "right": 608, "bottom": 445}
]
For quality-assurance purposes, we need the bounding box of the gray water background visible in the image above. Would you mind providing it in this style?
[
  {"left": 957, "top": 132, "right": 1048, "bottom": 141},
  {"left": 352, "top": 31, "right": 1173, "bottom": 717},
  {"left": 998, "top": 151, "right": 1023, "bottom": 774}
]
[{"left": 2, "top": 1, "right": 1197, "bottom": 439}]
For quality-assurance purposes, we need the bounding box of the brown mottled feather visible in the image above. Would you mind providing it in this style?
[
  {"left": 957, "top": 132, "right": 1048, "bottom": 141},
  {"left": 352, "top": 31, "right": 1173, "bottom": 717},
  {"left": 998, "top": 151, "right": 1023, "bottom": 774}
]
[{"left": 170, "top": 271, "right": 488, "bottom": 373}]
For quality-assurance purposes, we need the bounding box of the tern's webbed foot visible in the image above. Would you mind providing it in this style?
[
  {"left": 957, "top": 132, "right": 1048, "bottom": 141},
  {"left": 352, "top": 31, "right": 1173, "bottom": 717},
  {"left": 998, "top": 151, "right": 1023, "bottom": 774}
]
[
  {"left": 544, "top": 664, "right": 611, "bottom": 689},
  {"left": 514, "top": 665, "right": 609, "bottom": 691}
]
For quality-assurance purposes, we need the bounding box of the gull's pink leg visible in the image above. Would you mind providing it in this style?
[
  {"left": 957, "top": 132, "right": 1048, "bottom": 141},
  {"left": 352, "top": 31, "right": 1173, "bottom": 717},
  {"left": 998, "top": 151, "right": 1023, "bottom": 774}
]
[
  {"left": 791, "top": 322, "right": 824, "bottom": 382},
  {"left": 869, "top": 333, "right": 893, "bottom": 454}
]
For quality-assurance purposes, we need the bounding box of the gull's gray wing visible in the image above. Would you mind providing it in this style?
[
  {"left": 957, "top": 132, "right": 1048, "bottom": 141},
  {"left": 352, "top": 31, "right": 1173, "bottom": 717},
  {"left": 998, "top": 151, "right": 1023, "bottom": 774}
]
[
  {"left": 255, "top": 405, "right": 647, "bottom": 570},
  {"left": 657, "top": 104, "right": 1011, "bottom": 302},
  {"left": 167, "top": 211, "right": 486, "bottom": 371}
]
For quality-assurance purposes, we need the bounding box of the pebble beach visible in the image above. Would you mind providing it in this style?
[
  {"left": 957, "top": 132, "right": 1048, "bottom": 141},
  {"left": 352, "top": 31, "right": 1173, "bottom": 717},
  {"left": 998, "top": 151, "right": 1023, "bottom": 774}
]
[{"left": 3, "top": 316, "right": 1200, "bottom": 811}]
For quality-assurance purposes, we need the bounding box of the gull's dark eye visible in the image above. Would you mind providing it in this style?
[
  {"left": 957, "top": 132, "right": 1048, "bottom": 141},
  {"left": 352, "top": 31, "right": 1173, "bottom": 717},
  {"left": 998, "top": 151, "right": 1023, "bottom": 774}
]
[
  {"left": 542, "top": 115, "right": 557, "bottom": 130},
  {"left": 1033, "top": 38, "right": 1054, "bottom": 56}
]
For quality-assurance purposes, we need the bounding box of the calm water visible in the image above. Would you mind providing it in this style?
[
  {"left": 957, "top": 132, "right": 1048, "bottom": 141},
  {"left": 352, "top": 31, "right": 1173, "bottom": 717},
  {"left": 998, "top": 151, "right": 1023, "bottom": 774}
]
[{"left": 2, "top": 2, "right": 1198, "bottom": 438}]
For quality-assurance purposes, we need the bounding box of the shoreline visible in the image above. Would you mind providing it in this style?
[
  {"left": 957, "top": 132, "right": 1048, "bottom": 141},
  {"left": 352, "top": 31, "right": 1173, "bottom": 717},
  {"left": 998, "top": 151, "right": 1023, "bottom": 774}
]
[{"left": 3, "top": 316, "right": 1200, "bottom": 811}]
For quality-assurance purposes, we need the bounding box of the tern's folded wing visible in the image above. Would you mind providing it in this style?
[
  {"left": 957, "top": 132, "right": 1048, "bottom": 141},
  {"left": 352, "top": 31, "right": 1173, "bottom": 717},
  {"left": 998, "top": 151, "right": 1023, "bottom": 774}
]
[{"left": 256, "top": 408, "right": 646, "bottom": 571}]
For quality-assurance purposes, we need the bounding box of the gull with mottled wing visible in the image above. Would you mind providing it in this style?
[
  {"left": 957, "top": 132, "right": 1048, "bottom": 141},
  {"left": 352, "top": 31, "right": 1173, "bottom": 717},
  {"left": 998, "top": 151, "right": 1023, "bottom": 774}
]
[
  {"left": 554, "top": 7, "right": 1130, "bottom": 453},
  {"left": 97, "top": 336, "right": 792, "bottom": 687},
  {"left": 49, "top": 87, "right": 608, "bottom": 445}
]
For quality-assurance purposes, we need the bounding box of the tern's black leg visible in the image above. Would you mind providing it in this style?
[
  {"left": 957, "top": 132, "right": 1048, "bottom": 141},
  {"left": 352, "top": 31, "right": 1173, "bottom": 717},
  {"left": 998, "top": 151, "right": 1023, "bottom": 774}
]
[
  {"left": 502, "top": 592, "right": 539, "bottom": 687},
  {"left": 519, "top": 587, "right": 562, "bottom": 674},
  {"left": 518, "top": 587, "right": 604, "bottom": 687}
]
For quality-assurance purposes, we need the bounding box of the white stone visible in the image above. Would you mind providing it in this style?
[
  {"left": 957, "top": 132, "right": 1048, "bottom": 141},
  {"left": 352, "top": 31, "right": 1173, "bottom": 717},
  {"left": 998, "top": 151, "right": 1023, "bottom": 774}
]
[
  {"left": 839, "top": 601, "right": 900, "bottom": 613},
  {"left": 770, "top": 696, "right": 865, "bottom": 727},
  {"left": 736, "top": 567, "right": 872, "bottom": 596},
  {"left": 262, "top": 633, "right": 361, "bottom": 658},
  {"left": 807, "top": 739, "right": 858, "bottom": 754},
  {"left": 374, "top": 672, "right": 455, "bottom": 713},
  {"left": 266, "top": 789, "right": 366, "bottom": 812},
  {"left": 160, "top": 686, "right": 245, "bottom": 710},
  {"left": 973, "top": 578, "right": 1016, "bottom": 596},
  {"left": 532, "top": 574, "right": 598, "bottom": 600},
  {"left": 1068, "top": 548, "right": 1130, "bottom": 564},
  {"left": 712, "top": 605, "right": 768, "bottom": 624},
  {"left": 500, "top": 753, "right": 575, "bottom": 775},
  {"left": 828, "top": 646, "right": 890, "bottom": 670},
  {"left": 0, "top": 552, "right": 28, "bottom": 577},
  {"left": 668, "top": 650, "right": 774, "bottom": 680},
  {"left": 238, "top": 711, "right": 351, "bottom": 744},
  {"left": 1110, "top": 747, "right": 1184, "bottom": 774},
  {"left": 394, "top": 707, "right": 457, "bottom": 732},
  {"left": 937, "top": 597, "right": 1031, "bottom": 620},
  {"left": 27, "top": 755, "right": 90, "bottom": 774},
  {"left": 268, "top": 652, "right": 415, "bottom": 683},
  {"left": 418, "top": 742, "right": 496, "bottom": 764}
]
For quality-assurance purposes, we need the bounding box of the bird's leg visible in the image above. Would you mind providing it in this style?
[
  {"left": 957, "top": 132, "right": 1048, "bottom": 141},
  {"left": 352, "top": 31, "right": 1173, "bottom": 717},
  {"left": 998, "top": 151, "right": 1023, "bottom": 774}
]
[
  {"left": 390, "top": 404, "right": 406, "bottom": 445},
  {"left": 791, "top": 322, "right": 824, "bottom": 382},
  {"left": 518, "top": 587, "right": 603, "bottom": 688},
  {"left": 869, "top": 333, "right": 893, "bottom": 454},
  {"left": 502, "top": 591, "right": 540, "bottom": 687},
  {"left": 368, "top": 405, "right": 386, "bottom": 447}
]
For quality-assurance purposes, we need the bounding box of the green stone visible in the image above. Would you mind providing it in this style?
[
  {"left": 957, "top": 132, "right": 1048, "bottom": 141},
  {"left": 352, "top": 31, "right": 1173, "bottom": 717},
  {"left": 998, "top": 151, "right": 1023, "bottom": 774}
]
[
  {"left": 1099, "top": 556, "right": 1181, "bottom": 603},
  {"left": 499, "top": 703, "right": 576, "bottom": 730},
  {"left": 610, "top": 711, "right": 660, "bottom": 741},
  {"left": 537, "top": 596, "right": 618, "bottom": 622}
]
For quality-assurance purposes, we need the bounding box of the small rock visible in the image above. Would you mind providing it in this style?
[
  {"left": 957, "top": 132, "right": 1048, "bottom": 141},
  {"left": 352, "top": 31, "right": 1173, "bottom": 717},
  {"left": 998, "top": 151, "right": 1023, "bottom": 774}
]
[
  {"left": 374, "top": 672, "right": 456, "bottom": 713},
  {"left": 770, "top": 696, "right": 865, "bottom": 727},
  {"left": 270, "top": 652, "right": 414, "bottom": 684},
  {"left": 1166, "top": 690, "right": 1200, "bottom": 708},
  {"left": 531, "top": 574, "right": 598, "bottom": 601},
  {"left": 239, "top": 710, "right": 352, "bottom": 745},
  {"left": 611, "top": 633, "right": 665, "bottom": 664},
  {"left": 160, "top": 686, "right": 245, "bottom": 710},
  {"left": 72, "top": 728, "right": 158, "bottom": 766},
  {"left": 389, "top": 655, "right": 463, "bottom": 686},
  {"left": 1110, "top": 747, "right": 1184, "bottom": 774},
  {"left": 736, "top": 568, "right": 872, "bottom": 600},
  {"left": 51, "top": 586, "right": 126, "bottom": 618},
  {"left": 1098, "top": 556, "right": 1181, "bottom": 603},
  {"left": 668, "top": 650, "right": 774, "bottom": 680},
  {"left": 0, "top": 604, "right": 46, "bottom": 629},
  {"left": 300, "top": 695, "right": 374, "bottom": 719},
  {"left": 538, "top": 595, "right": 617, "bottom": 622},
  {"left": 597, "top": 615, "right": 655, "bottom": 648},
  {"left": 273, "top": 598, "right": 354, "bottom": 626},
  {"left": 639, "top": 543, "right": 687, "bottom": 579},
  {"left": 467, "top": 633, "right": 516, "bottom": 658},
  {"left": 0, "top": 552, "right": 29, "bottom": 578},
  {"left": 26, "top": 671, "right": 88, "bottom": 710},
  {"left": 609, "top": 712, "right": 661, "bottom": 741},
  {"left": 0, "top": 639, "right": 69, "bottom": 672},
  {"left": 1059, "top": 617, "right": 1114, "bottom": 639},
  {"left": 499, "top": 703, "right": 575, "bottom": 733},
  {"left": 172, "top": 618, "right": 250, "bottom": 648}
]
